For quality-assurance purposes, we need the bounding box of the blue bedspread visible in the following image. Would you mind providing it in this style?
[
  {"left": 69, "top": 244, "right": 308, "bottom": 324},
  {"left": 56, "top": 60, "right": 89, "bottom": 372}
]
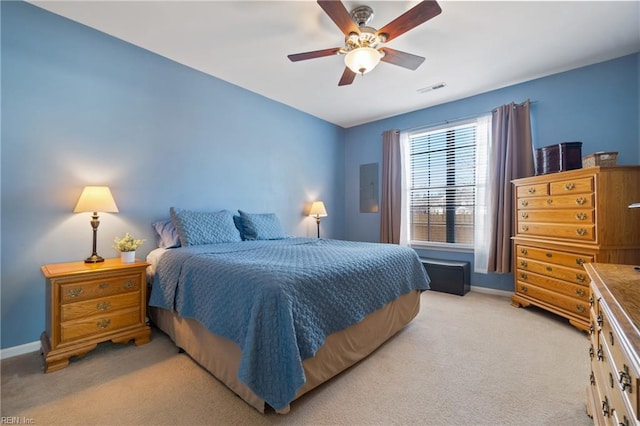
[{"left": 149, "top": 237, "right": 430, "bottom": 410}]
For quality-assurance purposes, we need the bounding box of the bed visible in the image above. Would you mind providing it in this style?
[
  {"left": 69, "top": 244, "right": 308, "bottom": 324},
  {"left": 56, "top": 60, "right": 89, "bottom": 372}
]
[{"left": 146, "top": 209, "right": 430, "bottom": 413}]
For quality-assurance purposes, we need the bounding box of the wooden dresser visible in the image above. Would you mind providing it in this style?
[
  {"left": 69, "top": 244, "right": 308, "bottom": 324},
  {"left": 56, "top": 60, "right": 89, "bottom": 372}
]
[
  {"left": 511, "top": 166, "right": 640, "bottom": 331},
  {"left": 585, "top": 263, "right": 640, "bottom": 425},
  {"left": 41, "top": 258, "right": 151, "bottom": 372}
]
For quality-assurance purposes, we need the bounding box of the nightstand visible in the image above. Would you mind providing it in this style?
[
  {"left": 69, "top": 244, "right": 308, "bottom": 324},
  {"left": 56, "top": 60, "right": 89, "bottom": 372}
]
[{"left": 40, "top": 258, "right": 151, "bottom": 373}]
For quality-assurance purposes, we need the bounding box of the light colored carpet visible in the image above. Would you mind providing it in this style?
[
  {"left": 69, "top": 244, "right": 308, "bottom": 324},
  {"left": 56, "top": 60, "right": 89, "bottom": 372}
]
[{"left": 1, "top": 290, "right": 591, "bottom": 425}]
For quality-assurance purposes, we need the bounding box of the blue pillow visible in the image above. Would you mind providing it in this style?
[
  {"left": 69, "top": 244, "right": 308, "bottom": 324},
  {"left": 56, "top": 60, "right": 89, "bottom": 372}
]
[
  {"left": 170, "top": 207, "right": 242, "bottom": 246},
  {"left": 152, "top": 219, "right": 181, "bottom": 248},
  {"left": 237, "top": 210, "right": 286, "bottom": 240}
]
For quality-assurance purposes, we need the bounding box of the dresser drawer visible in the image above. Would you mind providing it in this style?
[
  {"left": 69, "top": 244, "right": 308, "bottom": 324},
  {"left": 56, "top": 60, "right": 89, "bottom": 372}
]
[
  {"left": 517, "top": 193, "right": 594, "bottom": 210},
  {"left": 517, "top": 222, "right": 595, "bottom": 241},
  {"left": 60, "top": 274, "right": 140, "bottom": 304},
  {"left": 517, "top": 245, "right": 593, "bottom": 269},
  {"left": 598, "top": 338, "right": 637, "bottom": 423},
  {"left": 515, "top": 268, "right": 589, "bottom": 301},
  {"left": 599, "top": 307, "right": 639, "bottom": 419},
  {"left": 517, "top": 209, "right": 594, "bottom": 224},
  {"left": 516, "top": 183, "right": 549, "bottom": 198},
  {"left": 515, "top": 282, "right": 589, "bottom": 319},
  {"left": 549, "top": 176, "right": 594, "bottom": 195},
  {"left": 60, "top": 308, "right": 141, "bottom": 343},
  {"left": 61, "top": 291, "right": 141, "bottom": 322},
  {"left": 517, "top": 257, "right": 589, "bottom": 286}
]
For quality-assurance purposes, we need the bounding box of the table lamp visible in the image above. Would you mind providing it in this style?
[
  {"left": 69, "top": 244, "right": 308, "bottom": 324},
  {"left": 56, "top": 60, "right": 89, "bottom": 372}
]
[
  {"left": 309, "top": 201, "right": 328, "bottom": 238},
  {"left": 74, "top": 186, "right": 119, "bottom": 263}
]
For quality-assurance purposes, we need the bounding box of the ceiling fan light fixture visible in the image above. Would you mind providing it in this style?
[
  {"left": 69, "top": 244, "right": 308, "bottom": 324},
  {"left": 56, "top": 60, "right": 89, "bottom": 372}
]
[{"left": 344, "top": 47, "right": 381, "bottom": 75}]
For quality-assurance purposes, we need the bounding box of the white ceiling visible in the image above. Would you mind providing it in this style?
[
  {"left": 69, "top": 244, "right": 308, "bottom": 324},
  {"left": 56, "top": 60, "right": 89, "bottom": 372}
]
[{"left": 30, "top": 1, "right": 640, "bottom": 128}]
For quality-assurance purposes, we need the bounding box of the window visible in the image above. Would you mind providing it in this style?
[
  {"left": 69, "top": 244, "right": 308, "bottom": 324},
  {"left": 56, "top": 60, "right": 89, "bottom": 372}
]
[{"left": 407, "top": 118, "right": 486, "bottom": 247}]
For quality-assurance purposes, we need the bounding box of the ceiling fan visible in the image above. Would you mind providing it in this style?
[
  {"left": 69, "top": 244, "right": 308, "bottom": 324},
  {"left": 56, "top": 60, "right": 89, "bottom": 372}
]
[{"left": 288, "top": 0, "right": 442, "bottom": 86}]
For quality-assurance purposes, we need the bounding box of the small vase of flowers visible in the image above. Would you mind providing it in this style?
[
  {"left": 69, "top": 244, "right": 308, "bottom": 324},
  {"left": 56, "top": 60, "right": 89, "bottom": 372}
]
[{"left": 114, "top": 233, "right": 145, "bottom": 263}]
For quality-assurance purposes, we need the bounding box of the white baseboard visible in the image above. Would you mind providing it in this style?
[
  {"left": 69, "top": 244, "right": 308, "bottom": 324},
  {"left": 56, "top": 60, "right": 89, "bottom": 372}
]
[
  {"left": 470, "top": 286, "right": 512, "bottom": 298},
  {"left": 1, "top": 341, "right": 40, "bottom": 360}
]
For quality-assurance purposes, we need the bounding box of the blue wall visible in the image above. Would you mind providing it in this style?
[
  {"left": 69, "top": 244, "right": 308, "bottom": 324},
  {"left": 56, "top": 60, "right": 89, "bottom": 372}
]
[
  {"left": 1, "top": 2, "right": 345, "bottom": 349},
  {"left": 344, "top": 54, "right": 640, "bottom": 291}
]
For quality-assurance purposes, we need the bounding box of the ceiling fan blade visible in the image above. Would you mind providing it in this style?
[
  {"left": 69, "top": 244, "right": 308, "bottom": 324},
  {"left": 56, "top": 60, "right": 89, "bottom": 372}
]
[
  {"left": 317, "top": 0, "right": 360, "bottom": 36},
  {"left": 380, "top": 48, "right": 425, "bottom": 70},
  {"left": 338, "top": 67, "right": 356, "bottom": 86},
  {"left": 376, "top": 1, "right": 442, "bottom": 43},
  {"left": 288, "top": 47, "right": 342, "bottom": 62}
]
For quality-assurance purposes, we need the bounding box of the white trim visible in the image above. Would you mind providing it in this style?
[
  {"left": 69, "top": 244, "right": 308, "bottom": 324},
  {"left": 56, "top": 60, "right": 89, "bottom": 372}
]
[
  {"left": 1, "top": 340, "right": 40, "bottom": 360},
  {"left": 470, "top": 286, "right": 512, "bottom": 298}
]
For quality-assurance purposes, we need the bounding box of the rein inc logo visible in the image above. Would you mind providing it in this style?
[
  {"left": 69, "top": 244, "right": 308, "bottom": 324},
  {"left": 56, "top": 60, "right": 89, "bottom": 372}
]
[{"left": 1, "top": 418, "right": 35, "bottom": 424}]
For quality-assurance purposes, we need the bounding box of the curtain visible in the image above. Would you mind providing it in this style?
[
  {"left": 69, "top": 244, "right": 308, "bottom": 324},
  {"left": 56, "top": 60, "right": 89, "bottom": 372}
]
[
  {"left": 474, "top": 100, "right": 534, "bottom": 273},
  {"left": 380, "top": 129, "right": 401, "bottom": 244}
]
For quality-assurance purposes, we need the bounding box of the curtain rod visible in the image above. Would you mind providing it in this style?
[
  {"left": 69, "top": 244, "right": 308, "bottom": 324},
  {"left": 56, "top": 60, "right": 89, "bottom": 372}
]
[{"left": 390, "top": 99, "right": 537, "bottom": 134}]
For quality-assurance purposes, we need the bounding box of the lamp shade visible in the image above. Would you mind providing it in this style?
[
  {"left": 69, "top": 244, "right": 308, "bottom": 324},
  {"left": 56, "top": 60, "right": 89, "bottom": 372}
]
[
  {"left": 309, "top": 201, "right": 328, "bottom": 218},
  {"left": 73, "top": 186, "right": 119, "bottom": 213},
  {"left": 344, "top": 47, "right": 381, "bottom": 75}
]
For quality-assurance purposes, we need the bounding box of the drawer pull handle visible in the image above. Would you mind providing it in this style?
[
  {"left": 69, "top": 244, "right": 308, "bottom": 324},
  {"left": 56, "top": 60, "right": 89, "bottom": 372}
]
[
  {"left": 520, "top": 260, "right": 528, "bottom": 268},
  {"left": 589, "top": 345, "right": 594, "bottom": 359},
  {"left": 576, "top": 197, "right": 587, "bottom": 205},
  {"left": 597, "top": 313, "right": 603, "bottom": 327},
  {"left": 620, "top": 415, "right": 629, "bottom": 426},
  {"left": 521, "top": 225, "right": 529, "bottom": 232},
  {"left": 519, "top": 273, "right": 528, "bottom": 281},
  {"left": 576, "top": 228, "right": 587, "bottom": 236},
  {"left": 575, "top": 213, "right": 587, "bottom": 220},
  {"left": 521, "top": 212, "right": 529, "bottom": 219},
  {"left": 519, "top": 285, "right": 528, "bottom": 293},
  {"left": 528, "top": 187, "right": 536, "bottom": 194},
  {"left": 597, "top": 344, "right": 603, "bottom": 361},
  {"left": 123, "top": 280, "right": 136, "bottom": 289},
  {"left": 589, "top": 323, "right": 594, "bottom": 335},
  {"left": 589, "top": 296, "right": 594, "bottom": 307},
  {"left": 576, "top": 305, "right": 585, "bottom": 314},
  {"left": 619, "top": 366, "right": 632, "bottom": 392},
  {"left": 576, "top": 258, "right": 585, "bottom": 266},
  {"left": 589, "top": 371, "right": 595, "bottom": 386},
  {"left": 96, "top": 301, "right": 111, "bottom": 311},
  {"left": 609, "top": 331, "right": 614, "bottom": 346},
  {"left": 520, "top": 248, "right": 528, "bottom": 255},
  {"left": 521, "top": 200, "right": 528, "bottom": 207},
  {"left": 564, "top": 183, "right": 575, "bottom": 190},
  {"left": 66, "top": 288, "right": 83, "bottom": 298},
  {"left": 576, "top": 274, "right": 586, "bottom": 283},
  {"left": 545, "top": 252, "right": 552, "bottom": 258},
  {"left": 546, "top": 198, "right": 553, "bottom": 205},
  {"left": 99, "top": 282, "right": 109, "bottom": 289},
  {"left": 601, "top": 396, "right": 610, "bottom": 417},
  {"left": 546, "top": 266, "right": 552, "bottom": 272},
  {"left": 576, "top": 288, "right": 585, "bottom": 297},
  {"left": 97, "top": 319, "right": 111, "bottom": 329},
  {"left": 609, "top": 372, "right": 615, "bottom": 389}
]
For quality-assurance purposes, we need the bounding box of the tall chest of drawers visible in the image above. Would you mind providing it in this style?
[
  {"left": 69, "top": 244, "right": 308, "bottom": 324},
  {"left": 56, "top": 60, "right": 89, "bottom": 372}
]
[
  {"left": 584, "top": 263, "right": 640, "bottom": 425},
  {"left": 511, "top": 166, "right": 640, "bottom": 332},
  {"left": 41, "top": 258, "right": 151, "bottom": 372}
]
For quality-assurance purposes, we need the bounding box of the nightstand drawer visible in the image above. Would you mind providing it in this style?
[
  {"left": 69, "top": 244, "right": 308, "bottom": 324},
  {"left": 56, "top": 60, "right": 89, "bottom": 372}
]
[
  {"left": 61, "top": 291, "right": 141, "bottom": 322},
  {"left": 60, "top": 308, "right": 140, "bottom": 343},
  {"left": 60, "top": 274, "right": 140, "bottom": 304}
]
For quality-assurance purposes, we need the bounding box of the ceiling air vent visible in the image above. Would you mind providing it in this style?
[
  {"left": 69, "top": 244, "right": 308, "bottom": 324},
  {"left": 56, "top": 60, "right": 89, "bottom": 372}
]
[{"left": 417, "top": 82, "right": 446, "bottom": 94}]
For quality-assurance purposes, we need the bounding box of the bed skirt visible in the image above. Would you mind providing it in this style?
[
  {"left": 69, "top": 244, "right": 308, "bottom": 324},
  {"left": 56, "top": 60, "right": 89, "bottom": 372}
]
[{"left": 149, "top": 289, "right": 422, "bottom": 413}]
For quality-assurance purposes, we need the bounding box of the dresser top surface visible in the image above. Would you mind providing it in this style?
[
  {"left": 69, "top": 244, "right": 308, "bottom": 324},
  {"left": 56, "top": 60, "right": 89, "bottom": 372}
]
[{"left": 586, "top": 263, "right": 640, "bottom": 335}]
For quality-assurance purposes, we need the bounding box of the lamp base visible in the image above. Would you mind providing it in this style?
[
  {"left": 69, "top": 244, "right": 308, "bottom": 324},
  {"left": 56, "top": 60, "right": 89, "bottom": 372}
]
[{"left": 84, "top": 255, "right": 105, "bottom": 264}]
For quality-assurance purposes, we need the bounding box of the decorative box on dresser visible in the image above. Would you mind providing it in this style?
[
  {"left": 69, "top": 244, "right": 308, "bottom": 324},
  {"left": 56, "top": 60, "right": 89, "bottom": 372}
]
[
  {"left": 584, "top": 263, "right": 640, "bottom": 425},
  {"left": 511, "top": 166, "right": 640, "bottom": 332},
  {"left": 41, "top": 258, "right": 151, "bottom": 373}
]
